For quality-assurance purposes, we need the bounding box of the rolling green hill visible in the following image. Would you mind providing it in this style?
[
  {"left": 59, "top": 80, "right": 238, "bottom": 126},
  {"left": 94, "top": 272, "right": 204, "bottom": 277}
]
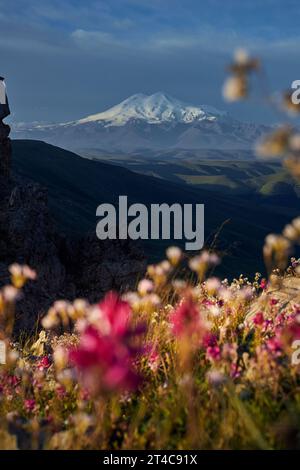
[{"left": 80, "top": 151, "right": 300, "bottom": 198}]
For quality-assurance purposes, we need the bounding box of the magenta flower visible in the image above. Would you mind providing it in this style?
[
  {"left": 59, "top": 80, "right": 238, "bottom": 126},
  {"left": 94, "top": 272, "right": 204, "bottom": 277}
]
[
  {"left": 275, "top": 313, "right": 286, "bottom": 327},
  {"left": 262, "top": 318, "right": 273, "bottom": 332},
  {"left": 170, "top": 297, "right": 203, "bottom": 337},
  {"left": 145, "top": 346, "right": 160, "bottom": 372},
  {"left": 37, "top": 356, "right": 51, "bottom": 370},
  {"left": 266, "top": 336, "right": 282, "bottom": 354},
  {"left": 260, "top": 278, "right": 267, "bottom": 290},
  {"left": 202, "top": 332, "right": 218, "bottom": 348},
  {"left": 230, "top": 363, "right": 241, "bottom": 379},
  {"left": 7, "top": 375, "right": 20, "bottom": 387},
  {"left": 252, "top": 312, "right": 264, "bottom": 326},
  {"left": 56, "top": 385, "right": 67, "bottom": 399},
  {"left": 70, "top": 292, "right": 146, "bottom": 394},
  {"left": 24, "top": 399, "right": 36, "bottom": 412},
  {"left": 99, "top": 291, "right": 132, "bottom": 337},
  {"left": 206, "top": 346, "right": 221, "bottom": 362}
]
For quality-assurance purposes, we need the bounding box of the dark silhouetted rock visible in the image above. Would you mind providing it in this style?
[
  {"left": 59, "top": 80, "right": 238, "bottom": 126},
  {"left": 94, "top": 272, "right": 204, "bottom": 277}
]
[
  {"left": 0, "top": 176, "right": 146, "bottom": 335},
  {"left": 0, "top": 121, "right": 11, "bottom": 178}
]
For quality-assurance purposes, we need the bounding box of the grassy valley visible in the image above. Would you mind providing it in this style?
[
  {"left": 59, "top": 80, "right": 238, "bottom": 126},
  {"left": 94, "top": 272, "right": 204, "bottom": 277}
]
[
  {"left": 78, "top": 149, "right": 300, "bottom": 198},
  {"left": 11, "top": 140, "right": 300, "bottom": 277}
]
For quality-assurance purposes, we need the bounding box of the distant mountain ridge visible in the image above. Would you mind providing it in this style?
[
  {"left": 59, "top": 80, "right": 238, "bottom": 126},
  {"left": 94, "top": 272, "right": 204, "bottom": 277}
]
[{"left": 12, "top": 93, "right": 269, "bottom": 154}]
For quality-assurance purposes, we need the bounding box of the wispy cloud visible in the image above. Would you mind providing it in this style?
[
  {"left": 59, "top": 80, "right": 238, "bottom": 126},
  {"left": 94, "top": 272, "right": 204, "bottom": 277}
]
[
  {"left": 69, "top": 24, "right": 300, "bottom": 58},
  {"left": 71, "top": 29, "right": 124, "bottom": 50}
]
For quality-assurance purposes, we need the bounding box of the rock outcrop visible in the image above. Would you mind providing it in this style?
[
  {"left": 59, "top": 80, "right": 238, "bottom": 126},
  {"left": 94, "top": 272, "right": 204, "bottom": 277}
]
[
  {"left": 0, "top": 171, "right": 146, "bottom": 334},
  {"left": 0, "top": 121, "right": 11, "bottom": 178}
]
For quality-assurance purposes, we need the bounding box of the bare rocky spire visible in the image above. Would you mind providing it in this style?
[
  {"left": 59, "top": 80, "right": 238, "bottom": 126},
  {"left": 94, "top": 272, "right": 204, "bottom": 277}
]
[
  {"left": 0, "top": 121, "right": 11, "bottom": 178},
  {"left": 0, "top": 77, "right": 11, "bottom": 178}
]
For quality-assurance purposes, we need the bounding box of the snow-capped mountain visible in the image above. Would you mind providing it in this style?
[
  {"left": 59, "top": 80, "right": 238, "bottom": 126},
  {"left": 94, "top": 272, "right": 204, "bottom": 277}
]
[
  {"left": 76, "top": 92, "right": 226, "bottom": 127},
  {"left": 12, "top": 92, "right": 268, "bottom": 154}
]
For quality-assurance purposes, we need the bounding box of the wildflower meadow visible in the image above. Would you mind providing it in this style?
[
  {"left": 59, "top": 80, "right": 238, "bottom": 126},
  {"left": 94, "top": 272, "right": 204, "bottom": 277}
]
[{"left": 1, "top": 52, "right": 300, "bottom": 450}]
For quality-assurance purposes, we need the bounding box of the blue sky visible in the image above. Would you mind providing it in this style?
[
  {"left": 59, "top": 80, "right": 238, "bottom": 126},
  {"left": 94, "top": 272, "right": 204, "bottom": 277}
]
[{"left": 1, "top": 0, "right": 300, "bottom": 123}]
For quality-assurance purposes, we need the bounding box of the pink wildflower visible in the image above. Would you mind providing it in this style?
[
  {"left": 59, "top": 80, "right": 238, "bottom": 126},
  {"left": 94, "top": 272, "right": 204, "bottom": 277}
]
[
  {"left": 252, "top": 312, "right": 264, "bottom": 326},
  {"left": 37, "top": 356, "right": 51, "bottom": 370},
  {"left": 262, "top": 319, "right": 274, "bottom": 333},
  {"left": 56, "top": 385, "right": 67, "bottom": 399},
  {"left": 230, "top": 363, "right": 241, "bottom": 379},
  {"left": 147, "top": 348, "right": 160, "bottom": 373},
  {"left": 70, "top": 292, "right": 146, "bottom": 394},
  {"left": 266, "top": 336, "right": 282, "bottom": 354},
  {"left": 202, "top": 332, "right": 218, "bottom": 348},
  {"left": 206, "top": 345, "right": 221, "bottom": 362},
  {"left": 24, "top": 399, "right": 36, "bottom": 412},
  {"left": 260, "top": 278, "right": 267, "bottom": 290},
  {"left": 98, "top": 291, "right": 132, "bottom": 337},
  {"left": 7, "top": 375, "right": 20, "bottom": 388},
  {"left": 170, "top": 297, "right": 203, "bottom": 337},
  {"left": 275, "top": 313, "right": 286, "bottom": 327}
]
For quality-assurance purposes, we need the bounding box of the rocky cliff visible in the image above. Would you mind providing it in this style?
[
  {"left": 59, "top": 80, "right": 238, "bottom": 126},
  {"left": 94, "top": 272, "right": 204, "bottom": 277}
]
[{"left": 0, "top": 132, "right": 146, "bottom": 334}]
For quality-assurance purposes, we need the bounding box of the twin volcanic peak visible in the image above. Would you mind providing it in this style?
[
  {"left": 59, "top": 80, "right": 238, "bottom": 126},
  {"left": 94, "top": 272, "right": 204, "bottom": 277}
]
[
  {"left": 75, "top": 92, "right": 226, "bottom": 127},
  {"left": 12, "top": 92, "right": 266, "bottom": 152}
]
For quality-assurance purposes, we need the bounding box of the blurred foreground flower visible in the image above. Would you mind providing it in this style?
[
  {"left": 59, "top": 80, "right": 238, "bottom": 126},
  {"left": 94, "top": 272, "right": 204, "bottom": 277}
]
[
  {"left": 283, "top": 217, "right": 300, "bottom": 243},
  {"left": 256, "top": 127, "right": 292, "bottom": 158},
  {"left": 166, "top": 246, "right": 182, "bottom": 266},
  {"left": 223, "top": 49, "right": 259, "bottom": 101},
  {"left": 189, "top": 250, "right": 220, "bottom": 280},
  {"left": 69, "top": 292, "right": 146, "bottom": 394},
  {"left": 9, "top": 264, "right": 36, "bottom": 289},
  {"left": 263, "top": 234, "right": 291, "bottom": 271},
  {"left": 170, "top": 296, "right": 208, "bottom": 341},
  {"left": 255, "top": 126, "right": 300, "bottom": 180},
  {"left": 282, "top": 89, "right": 300, "bottom": 115}
]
